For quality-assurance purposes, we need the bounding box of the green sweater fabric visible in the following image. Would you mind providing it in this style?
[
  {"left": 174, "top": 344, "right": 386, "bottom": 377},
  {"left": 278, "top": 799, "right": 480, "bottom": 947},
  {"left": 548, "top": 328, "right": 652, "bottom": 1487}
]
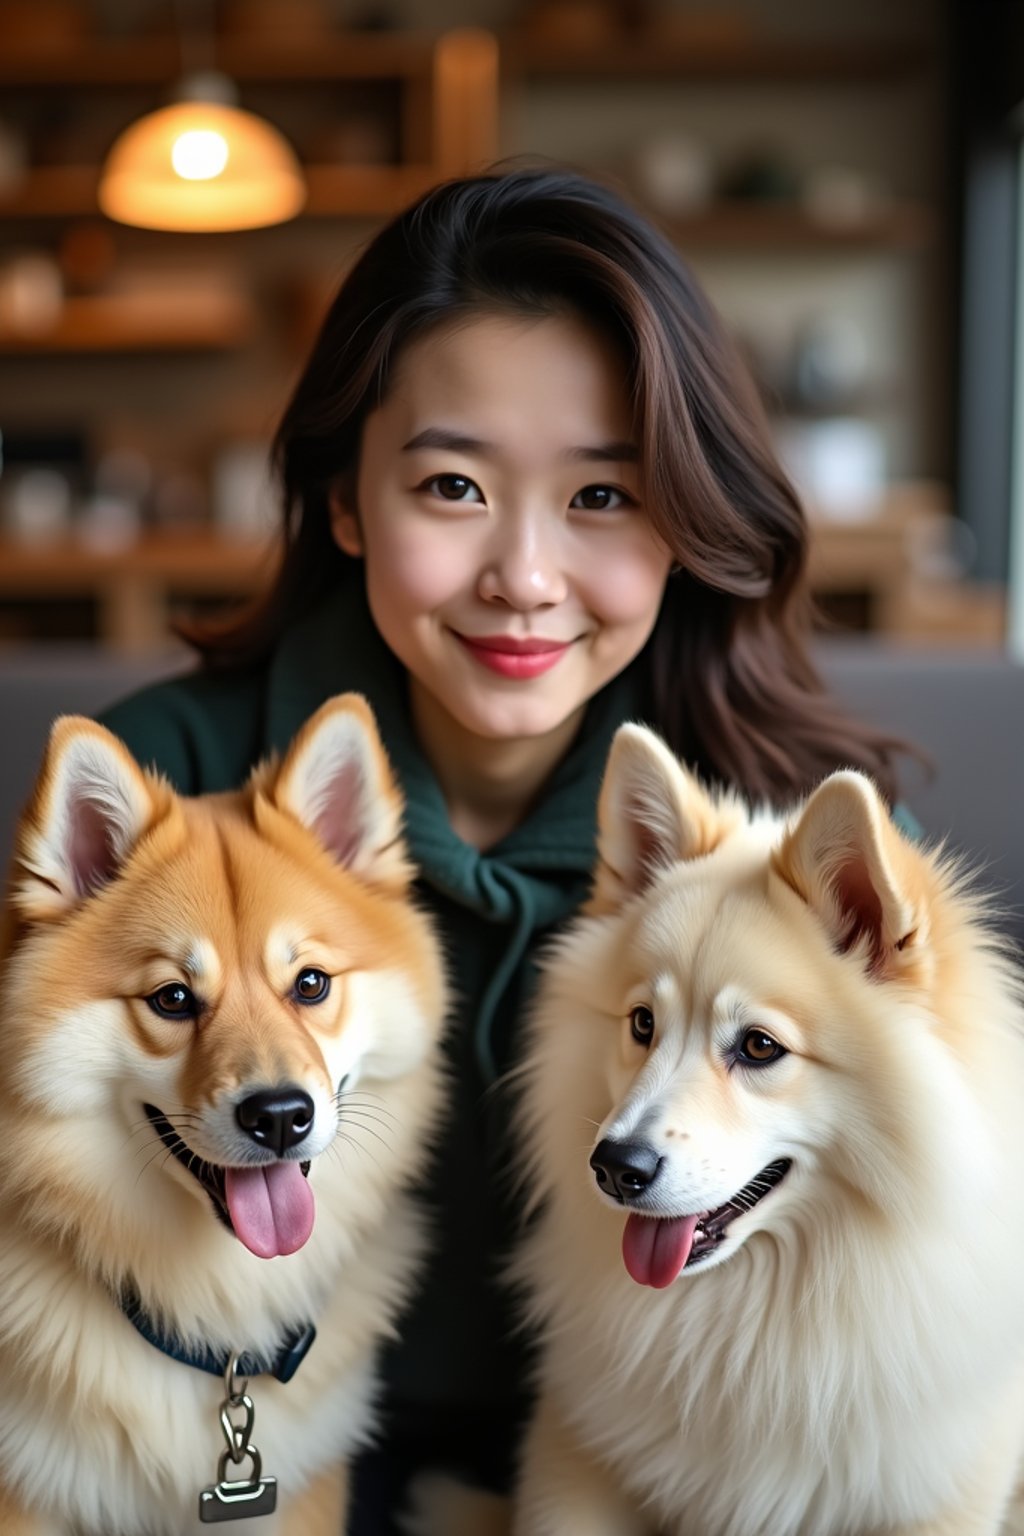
[{"left": 99, "top": 578, "right": 644, "bottom": 1419}]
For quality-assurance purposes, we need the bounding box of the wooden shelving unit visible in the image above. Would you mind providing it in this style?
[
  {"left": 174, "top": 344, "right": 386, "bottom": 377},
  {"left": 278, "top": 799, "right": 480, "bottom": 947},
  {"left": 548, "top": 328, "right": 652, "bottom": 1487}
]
[
  {"left": 0, "top": 15, "right": 956, "bottom": 645},
  {"left": 0, "top": 26, "right": 498, "bottom": 361},
  {"left": 0, "top": 292, "right": 254, "bottom": 353}
]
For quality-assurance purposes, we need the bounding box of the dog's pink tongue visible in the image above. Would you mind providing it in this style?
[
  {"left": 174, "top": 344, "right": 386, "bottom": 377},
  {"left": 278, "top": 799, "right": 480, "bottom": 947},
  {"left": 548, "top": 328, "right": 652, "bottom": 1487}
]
[
  {"left": 224, "top": 1163, "right": 315, "bottom": 1259},
  {"left": 622, "top": 1213, "right": 698, "bottom": 1287}
]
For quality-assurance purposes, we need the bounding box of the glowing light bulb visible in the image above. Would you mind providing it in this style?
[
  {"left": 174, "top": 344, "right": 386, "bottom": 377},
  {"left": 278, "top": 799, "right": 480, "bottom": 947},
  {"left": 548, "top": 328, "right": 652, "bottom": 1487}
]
[{"left": 171, "top": 130, "right": 229, "bottom": 182}]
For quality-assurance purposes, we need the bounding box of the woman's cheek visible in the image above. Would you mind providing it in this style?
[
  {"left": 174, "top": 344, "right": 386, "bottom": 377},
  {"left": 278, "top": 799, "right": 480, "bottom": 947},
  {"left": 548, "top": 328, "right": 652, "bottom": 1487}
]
[
  {"left": 366, "top": 521, "right": 475, "bottom": 610},
  {"left": 580, "top": 546, "right": 670, "bottom": 627}
]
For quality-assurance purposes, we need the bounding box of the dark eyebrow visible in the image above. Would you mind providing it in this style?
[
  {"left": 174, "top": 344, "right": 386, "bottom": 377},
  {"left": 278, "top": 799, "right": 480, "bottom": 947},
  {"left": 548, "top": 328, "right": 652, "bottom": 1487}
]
[
  {"left": 402, "top": 428, "right": 640, "bottom": 464},
  {"left": 402, "top": 428, "right": 491, "bottom": 454},
  {"left": 566, "top": 440, "right": 640, "bottom": 464}
]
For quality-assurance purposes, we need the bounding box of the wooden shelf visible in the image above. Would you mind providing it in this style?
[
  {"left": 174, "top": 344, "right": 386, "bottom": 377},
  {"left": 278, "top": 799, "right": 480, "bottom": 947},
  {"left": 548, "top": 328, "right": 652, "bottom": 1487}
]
[
  {"left": 505, "top": 33, "right": 929, "bottom": 82},
  {"left": 806, "top": 488, "right": 955, "bottom": 631},
  {"left": 0, "top": 166, "right": 97, "bottom": 219},
  {"left": 0, "top": 531, "right": 274, "bottom": 587},
  {"left": 0, "top": 293, "right": 254, "bottom": 353},
  {"left": 0, "top": 31, "right": 442, "bottom": 86},
  {"left": 0, "top": 163, "right": 443, "bottom": 222},
  {"left": 0, "top": 532, "right": 278, "bottom": 651},
  {"left": 660, "top": 202, "right": 935, "bottom": 252}
]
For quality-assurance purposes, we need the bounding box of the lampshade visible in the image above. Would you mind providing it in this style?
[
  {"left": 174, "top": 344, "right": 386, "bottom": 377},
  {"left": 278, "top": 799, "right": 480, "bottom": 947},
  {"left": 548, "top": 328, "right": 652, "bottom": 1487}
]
[{"left": 99, "top": 95, "right": 306, "bottom": 233}]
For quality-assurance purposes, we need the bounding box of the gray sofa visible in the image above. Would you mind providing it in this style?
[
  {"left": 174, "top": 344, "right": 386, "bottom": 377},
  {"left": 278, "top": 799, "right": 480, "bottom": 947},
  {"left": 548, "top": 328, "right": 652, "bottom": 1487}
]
[{"left": 2, "top": 641, "right": 1022, "bottom": 942}]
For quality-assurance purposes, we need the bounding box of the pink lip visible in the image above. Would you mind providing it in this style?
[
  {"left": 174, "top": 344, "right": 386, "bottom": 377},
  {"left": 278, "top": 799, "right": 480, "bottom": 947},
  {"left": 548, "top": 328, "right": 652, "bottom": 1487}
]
[{"left": 454, "top": 632, "right": 573, "bottom": 679}]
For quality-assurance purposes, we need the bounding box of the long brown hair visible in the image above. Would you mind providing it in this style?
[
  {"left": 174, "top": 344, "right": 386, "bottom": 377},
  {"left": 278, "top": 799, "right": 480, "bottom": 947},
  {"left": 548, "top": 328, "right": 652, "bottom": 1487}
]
[{"left": 195, "top": 165, "right": 901, "bottom": 804}]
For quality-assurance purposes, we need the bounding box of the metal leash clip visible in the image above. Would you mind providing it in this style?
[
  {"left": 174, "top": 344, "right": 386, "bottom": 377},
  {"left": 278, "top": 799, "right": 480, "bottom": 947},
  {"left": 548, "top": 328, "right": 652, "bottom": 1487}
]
[{"left": 199, "top": 1353, "right": 278, "bottom": 1523}]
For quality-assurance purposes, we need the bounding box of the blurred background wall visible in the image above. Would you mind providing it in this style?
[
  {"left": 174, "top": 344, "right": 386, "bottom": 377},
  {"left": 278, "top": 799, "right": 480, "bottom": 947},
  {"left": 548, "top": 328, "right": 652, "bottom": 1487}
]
[{"left": 0, "top": 0, "right": 1017, "bottom": 652}]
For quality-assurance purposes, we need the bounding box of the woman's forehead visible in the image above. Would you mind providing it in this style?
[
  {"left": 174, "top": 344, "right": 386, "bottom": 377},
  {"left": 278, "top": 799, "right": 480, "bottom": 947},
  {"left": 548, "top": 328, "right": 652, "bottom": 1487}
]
[{"left": 377, "top": 310, "right": 637, "bottom": 450}]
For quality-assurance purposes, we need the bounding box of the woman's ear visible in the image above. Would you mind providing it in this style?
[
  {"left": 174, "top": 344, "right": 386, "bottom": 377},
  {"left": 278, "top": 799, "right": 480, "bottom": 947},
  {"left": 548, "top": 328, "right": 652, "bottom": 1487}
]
[{"left": 328, "top": 481, "right": 363, "bottom": 557}]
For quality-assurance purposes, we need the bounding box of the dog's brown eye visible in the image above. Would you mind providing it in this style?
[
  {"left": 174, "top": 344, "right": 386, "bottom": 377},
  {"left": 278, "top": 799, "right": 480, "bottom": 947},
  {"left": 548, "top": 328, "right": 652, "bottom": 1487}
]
[
  {"left": 629, "top": 1005, "right": 655, "bottom": 1047},
  {"left": 739, "top": 1029, "right": 786, "bottom": 1065},
  {"left": 294, "top": 968, "right": 330, "bottom": 1005},
  {"left": 147, "top": 982, "right": 197, "bottom": 1020}
]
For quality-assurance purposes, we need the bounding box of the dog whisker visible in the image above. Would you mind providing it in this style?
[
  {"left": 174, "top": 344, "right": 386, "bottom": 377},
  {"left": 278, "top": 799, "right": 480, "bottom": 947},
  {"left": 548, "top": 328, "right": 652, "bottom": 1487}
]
[
  {"left": 336, "top": 1108, "right": 396, "bottom": 1135},
  {"left": 133, "top": 1142, "right": 174, "bottom": 1190},
  {"left": 334, "top": 1092, "right": 398, "bottom": 1123},
  {"left": 337, "top": 1118, "right": 393, "bottom": 1152},
  {"left": 336, "top": 1104, "right": 392, "bottom": 1126},
  {"left": 332, "top": 1127, "right": 385, "bottom": 1176}
]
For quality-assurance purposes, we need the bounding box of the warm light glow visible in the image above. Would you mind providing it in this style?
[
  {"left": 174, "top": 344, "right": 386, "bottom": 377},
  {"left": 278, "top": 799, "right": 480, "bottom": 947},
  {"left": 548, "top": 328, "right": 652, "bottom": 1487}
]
[
  {"left": 171, "top": 129, "right": 229, "bottom": 181},
  {"left": 99, "top": 101, "right": 305, "bottom": 232}
]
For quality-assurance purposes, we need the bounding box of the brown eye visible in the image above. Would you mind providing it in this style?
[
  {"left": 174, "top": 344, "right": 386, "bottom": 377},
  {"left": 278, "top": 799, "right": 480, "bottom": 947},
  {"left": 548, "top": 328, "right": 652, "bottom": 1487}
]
[
  {"left": 147, "top": 982, "right": 197, "bottom": 1020},
  {"left": 294, "top": 968, "right": 330, "bottom": 1005},
  {"left": 571, "top": 484, "right": 630, "bottom": 512},
  {"left": 427, "top": 474, "right": 481, "bottom": 502},
  {"left": 739, "top": 1028, "right": 786, "bottom": 1066},
  {"left": 629, "top": 1005, "right": 655, "bottom": 1047}
]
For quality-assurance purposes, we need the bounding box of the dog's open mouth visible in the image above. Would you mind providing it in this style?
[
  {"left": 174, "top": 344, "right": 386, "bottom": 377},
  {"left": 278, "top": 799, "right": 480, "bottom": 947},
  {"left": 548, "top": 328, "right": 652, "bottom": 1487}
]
[
  {"left": 622, "top": 1158, "right": 792, "bottom": 1288},
  {"left": 143, "top": 1104, "right": 314, "bottom": 1259}
]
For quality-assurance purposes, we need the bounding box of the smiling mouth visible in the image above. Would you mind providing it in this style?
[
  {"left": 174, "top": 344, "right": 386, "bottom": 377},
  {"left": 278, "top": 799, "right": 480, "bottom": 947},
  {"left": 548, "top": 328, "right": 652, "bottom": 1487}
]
[
  {"left": 459, "top": 635, "right": 571, "bottom": 653},
  {"left": 454, "top": 632, "right": 573, "bottom": 679},
  {"left": 621, "top": 1158, "right": 792, "bottom": 1288},
  {"left": 143, "top": 1104, "right": 311, "bottom": 1239}
]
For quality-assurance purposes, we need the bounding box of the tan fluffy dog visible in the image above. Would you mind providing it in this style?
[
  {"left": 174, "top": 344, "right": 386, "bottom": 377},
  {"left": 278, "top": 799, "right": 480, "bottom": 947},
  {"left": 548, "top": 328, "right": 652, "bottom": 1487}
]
[
  {"left": 0, "top": 694, "right": 447, "bottom": 1536},
  {"left": 513, "top": 724, "right": 1024, "bottom": 1536}
]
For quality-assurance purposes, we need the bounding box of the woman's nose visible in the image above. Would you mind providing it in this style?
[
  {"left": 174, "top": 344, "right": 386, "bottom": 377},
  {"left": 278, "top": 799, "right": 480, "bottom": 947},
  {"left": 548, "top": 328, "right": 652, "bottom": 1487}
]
[{"left": 477, "top": 511, "right": 568, "bottom": 608}]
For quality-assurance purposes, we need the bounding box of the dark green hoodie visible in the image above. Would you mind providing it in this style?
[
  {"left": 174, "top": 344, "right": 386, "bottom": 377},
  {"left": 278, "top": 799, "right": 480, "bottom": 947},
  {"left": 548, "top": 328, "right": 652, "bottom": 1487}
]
[{"left": 100, "top": 577, "right": 644, "bottom": 1425}]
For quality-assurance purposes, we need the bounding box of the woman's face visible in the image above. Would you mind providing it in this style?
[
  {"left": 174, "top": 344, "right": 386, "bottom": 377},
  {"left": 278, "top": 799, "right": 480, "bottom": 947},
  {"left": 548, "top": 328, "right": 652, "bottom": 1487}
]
[{"left": 331, "top": 309, "right": 672, "bottom": 765}]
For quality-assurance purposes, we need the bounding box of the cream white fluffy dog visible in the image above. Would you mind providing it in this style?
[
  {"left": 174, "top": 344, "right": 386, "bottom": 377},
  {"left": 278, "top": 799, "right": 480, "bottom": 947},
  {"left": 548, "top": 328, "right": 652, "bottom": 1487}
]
[
  {"left": 0, "top": 695, "right": 447, "bottom": 1536},
  {"left": 512, "top": 723, "right": 1024, "bottom": 1536}
]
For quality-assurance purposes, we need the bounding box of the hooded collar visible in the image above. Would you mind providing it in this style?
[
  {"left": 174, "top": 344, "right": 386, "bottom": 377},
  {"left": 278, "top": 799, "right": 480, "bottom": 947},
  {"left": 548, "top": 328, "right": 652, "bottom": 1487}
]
[{"left": 263, "top": 578, "right": 642, "bottom": 910}]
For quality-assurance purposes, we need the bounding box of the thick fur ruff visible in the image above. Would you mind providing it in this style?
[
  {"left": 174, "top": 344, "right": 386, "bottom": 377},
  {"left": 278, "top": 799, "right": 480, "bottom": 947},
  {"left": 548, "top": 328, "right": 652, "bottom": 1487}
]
[
  {"left": 513, "top": 726, "right": 1024, "bottom": 1536},
  {"left": 0, "top": 695, "right": 448, "bottom": 1536}
]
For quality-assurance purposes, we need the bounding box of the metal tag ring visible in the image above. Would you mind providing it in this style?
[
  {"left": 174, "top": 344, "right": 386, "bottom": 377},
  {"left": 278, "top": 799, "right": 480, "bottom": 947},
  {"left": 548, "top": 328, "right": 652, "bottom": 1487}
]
[
  {"left": 223, "top": 1352, "right": 249, "bottom": 1401},
  {"left": 217, "top": 1443, "right": 262, "bottom": 1486}
]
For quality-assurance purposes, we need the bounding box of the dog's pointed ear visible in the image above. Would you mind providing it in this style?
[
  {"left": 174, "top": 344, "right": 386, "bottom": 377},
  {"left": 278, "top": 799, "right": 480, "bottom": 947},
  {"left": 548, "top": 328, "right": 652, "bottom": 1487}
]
[
  {"left": 266, "top": 693, "right": 410, "bottom": 889},
  {"left": 591, "top": 723, "right": 742, "bottom": 911},
  {"left": 772, "top": 771, "right": 926, "bottom": 981},
  {"left": 12, "top": 717, "right": 162, "bottom": 921}
]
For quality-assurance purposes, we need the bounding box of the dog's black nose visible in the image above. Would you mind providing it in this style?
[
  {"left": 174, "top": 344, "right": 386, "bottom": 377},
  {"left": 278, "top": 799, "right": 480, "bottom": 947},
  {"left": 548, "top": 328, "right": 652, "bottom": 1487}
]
[
  {"left": 236, "top": 1088, "right": 315, "bottom": 1156},
  {"left": 590, "top": 1138, "right": 663, "bottom": 1202}
]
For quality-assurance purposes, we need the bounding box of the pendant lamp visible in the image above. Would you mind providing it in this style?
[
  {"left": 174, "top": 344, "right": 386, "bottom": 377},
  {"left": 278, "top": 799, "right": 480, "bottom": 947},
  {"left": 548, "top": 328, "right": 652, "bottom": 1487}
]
[{"left": 98, "top": 69, "right": 306, "bottom": 233}]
